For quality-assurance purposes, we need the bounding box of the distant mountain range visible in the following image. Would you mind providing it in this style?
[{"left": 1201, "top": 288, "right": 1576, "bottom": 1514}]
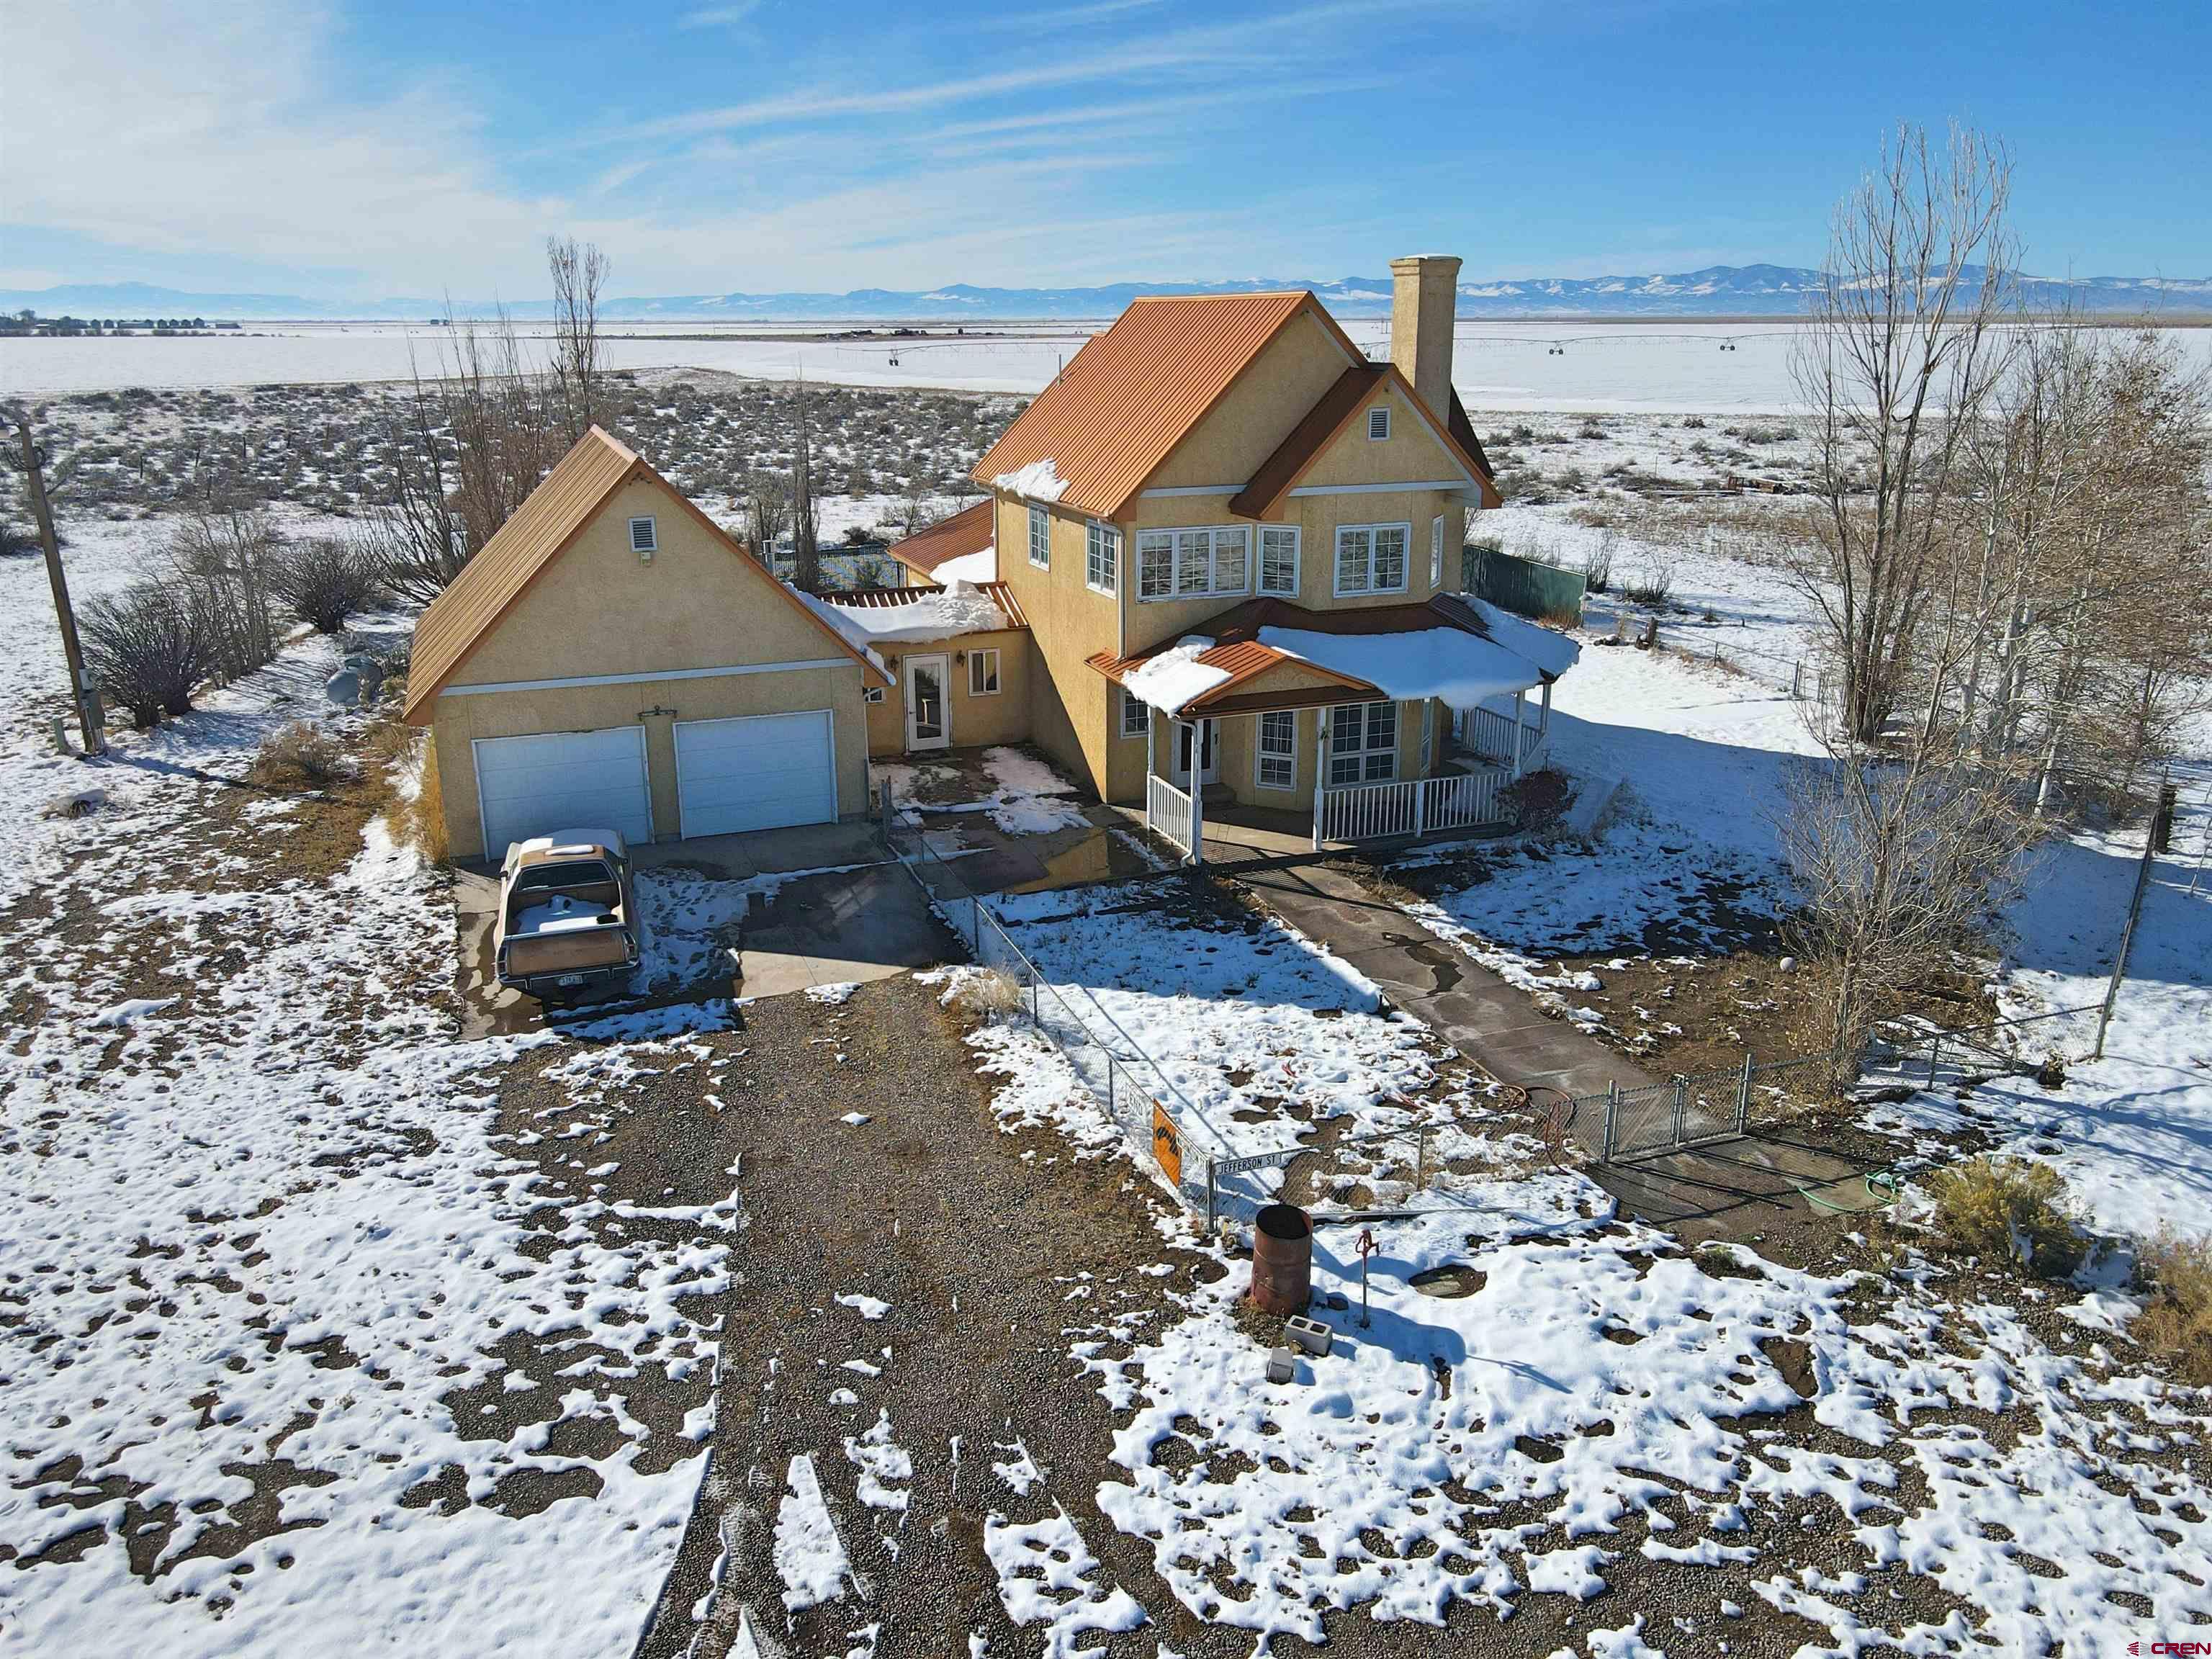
[{"left": 6, "top": 266, "right": 2208, "bottom": 322}]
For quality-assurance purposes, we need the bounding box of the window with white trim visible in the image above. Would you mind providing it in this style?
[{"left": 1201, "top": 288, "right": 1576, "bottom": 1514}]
[
  {"left": 629, "top": 516, "right": 657, "bottom": 554},
  {"left": 968, "top": 649, "right": 1000, "bottom": 696},
  {"left": 1430, "top": 516, "right": 1444, "bottom": 589},
  {"left": 1120, "top": 688, "right": 1150, "bottom": 739},
  {"left": 1136, "top": 525, "right": 1251, "bottom": 601},
  {"left": 1258, "top": 525, "right": 1300, "bottom": 596},
  {"left": 1367, "top": 405, "right": 1390, "bottom": 441},
  {"left": 1334, "top": 523, "right": 1410, "bottom": 596},
  {"left": 1085, "top": 521, "right": 1119, "bottom": 593},
  {"left": 1256, "top": 710, "right": 1298, "bottom": 790},
  {"left": 1028, "top": 505, "right": 1050, "bottom": 569},
  {"left": 1328, "top": 701, "right": 1398, "bottom": 786},
  {"left": 863, "top": 687, "right": 886, "bottom": 703}
]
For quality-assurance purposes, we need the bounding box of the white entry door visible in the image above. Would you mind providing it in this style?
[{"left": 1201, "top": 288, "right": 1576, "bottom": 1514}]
[
  {"left": 473, "top": 727, "right": 653, "bottom": 858},
  {"left": 905, "top": 653, "right": 950, "bottom": 752},
  {"left": 674, "top": 710, "right": 837, "bottom": 837},
  {"left": 1169, "top": 718, "right": 1219, "bottom": 786}
]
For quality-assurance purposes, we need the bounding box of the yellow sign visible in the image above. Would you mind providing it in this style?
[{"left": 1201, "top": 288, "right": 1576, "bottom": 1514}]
[{"left": 1151, "top": 1105, "right": 1182, "bottom": 1187}]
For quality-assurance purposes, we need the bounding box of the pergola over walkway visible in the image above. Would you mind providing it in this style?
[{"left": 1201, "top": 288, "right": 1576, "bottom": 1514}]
[{"left": 1091, "top": 594, "right": 1578, "bottom": 862}]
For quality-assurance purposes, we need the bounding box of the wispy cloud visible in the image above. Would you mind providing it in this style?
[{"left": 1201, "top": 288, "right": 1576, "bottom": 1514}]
[{"left": 678, "top": 3, "right": 760, "bottom": 27}]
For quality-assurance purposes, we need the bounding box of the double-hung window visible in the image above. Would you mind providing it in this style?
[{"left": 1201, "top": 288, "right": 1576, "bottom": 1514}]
[
  {"left": 1430, "top": 516, "right": 1445, "bottom": 590},
  {"left": 1028, "top": 504, "right": 1050, "bottom": 569},
  {"left": 1328, "top": 701, "right": 1398, "bottom": 786},
  {"left": 1256, "top": 710, "right": 1298, "bottom": 790},
  {"left": 1120, "top": 688, "right": 1150, "bottom": 739},
  {"left": 1258, "top": 525, "right": 1300, "bottom": 597},
  {"left": 968, "top": 649, "right": 1001, "bottom": 696},
  {"left": 1136, "top": 525, "right": 1251, "bottom": 601},
  {"left": 1335, "top": 523, "right": 1410, "bottom": 596},
  {"left": 1085, "top": 521, "right": 1120, "bottom": 593}
]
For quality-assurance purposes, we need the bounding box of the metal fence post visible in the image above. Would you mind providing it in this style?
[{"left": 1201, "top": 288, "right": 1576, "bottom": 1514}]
[
  {"left": 1028, "top": 969, "right": 1038, "bottom": 1025},
  {"left": 1603, "top": 1080, "right": 1619, "bottom": 1161},
  {"left": 1670, "top": 1078, "right": 1687, "bottom": 1143},
  {"left": 1926, "top": 1036, "right": 1941, "bottom": 1087},
  {"left": 1736, "top": 1051, "right": 1753, "bottom": 1134},
  {"left": 1414, "top": 1124, "right": 1429, "bottom": 1191},
  {"left": 1205, "top": 1159, "right": 1217, "bottom": 1237}
]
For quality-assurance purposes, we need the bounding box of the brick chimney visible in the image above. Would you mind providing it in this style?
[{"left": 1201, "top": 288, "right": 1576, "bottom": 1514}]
[{"left": 1389, "top": 255, "right": 1461, "bottom": 414}]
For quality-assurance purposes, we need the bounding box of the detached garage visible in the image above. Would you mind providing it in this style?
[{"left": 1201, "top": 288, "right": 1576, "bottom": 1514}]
[{"left": 404, "top": 427, "right": 891, "bottom": 863}]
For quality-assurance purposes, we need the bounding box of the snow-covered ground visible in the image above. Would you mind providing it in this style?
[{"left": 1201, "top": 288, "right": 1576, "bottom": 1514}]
[{"left": 0, "top": 594, "right": 735, "bottom": 1650}]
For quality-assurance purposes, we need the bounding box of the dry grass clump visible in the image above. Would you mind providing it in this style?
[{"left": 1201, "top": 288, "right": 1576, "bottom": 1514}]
[
  {"left": 393, "top": 737, "right": 449, "bottom": 863},
  {"left": 2131, "top": 1230, "right": 2212, "bottom": 1385},
  {"left": 1924, "top": 1156, "right": 2086, "bottom": 1278},
  {"left": 946, "top": 968, "right": 1023, "bottom": 1021},
  {"left": 248, "top": 720, "right": 345, "bottom": 790}
]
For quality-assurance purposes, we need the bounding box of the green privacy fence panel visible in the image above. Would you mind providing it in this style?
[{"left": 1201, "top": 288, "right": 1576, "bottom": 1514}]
[{"left": 1464, "top": 548, "right": 1588, "bottom": 621}]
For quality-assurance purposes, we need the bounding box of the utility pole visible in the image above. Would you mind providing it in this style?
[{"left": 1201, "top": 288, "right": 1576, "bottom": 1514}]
[{"left": 15, "top": 414, "right": 105, "bottom": 757}]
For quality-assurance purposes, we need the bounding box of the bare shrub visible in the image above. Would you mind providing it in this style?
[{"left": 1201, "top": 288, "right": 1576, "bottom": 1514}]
[
  {"left": 167, "top": 509, "right": 281, "bottom": 681},
  {"left": 392, "top": 734, "right": 449, "bottom": 863},
  {"left": 272, "top": 536, "right": 382, "bottom": 633},
  {"left": 249, "top": 721, "right": 345, "bottom": 790},
  {"left": 78, "top": 583, "right": 209, "bottom": 727},
  {"left": 2131, "top": 1229, "right": 2212, "bottom": 1385},
  {"left": 947, "top": 968, "right": 1023, "bottom": 1021},
  {"left": 1923, "top": 1156, "right": 2085, "bottom": 1277},
  {"left": 1583, "top": 529, "right": 1617, "bottom": 594},
  {"left": 1621, "top": 553, "right": 1676, "bottom": 607}
]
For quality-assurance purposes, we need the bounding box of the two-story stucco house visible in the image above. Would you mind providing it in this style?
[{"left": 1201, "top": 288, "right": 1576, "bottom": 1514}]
[{"left": 843, "top": 254, "right": 1576, "bottom": 854}]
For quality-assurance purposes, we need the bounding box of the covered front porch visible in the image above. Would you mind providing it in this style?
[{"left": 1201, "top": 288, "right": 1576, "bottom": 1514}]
[{"left": 1133, "top": 686, "right": 1552, "bottom": 863}]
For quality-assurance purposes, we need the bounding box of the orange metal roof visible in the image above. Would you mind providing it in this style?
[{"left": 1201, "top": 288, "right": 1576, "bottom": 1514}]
[
  {"left": 970, "top": 291, "right": 1367, "bottom": 519},
  {"left": 885, "top": 498, "right": 993, "bottom": 580},
  {"left": 404, "top": 426, "right": 887, "bottom": 723},
  {"left": 1085, "top": 596, "right": 1487, "bottom": 714}
]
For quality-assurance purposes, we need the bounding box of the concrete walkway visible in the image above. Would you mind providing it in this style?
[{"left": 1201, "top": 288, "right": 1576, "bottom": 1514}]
[{"left": 1237, "top": 859, "right": 1662, "bottom": 1114}]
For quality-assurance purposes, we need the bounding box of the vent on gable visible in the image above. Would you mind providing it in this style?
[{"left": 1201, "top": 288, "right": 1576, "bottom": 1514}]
[
  {"left": 630, "top": 516, "right": 657, "bottom": 559},
  {"left": 1367, "top": 406, "right": 1390, "bottom": 441}
]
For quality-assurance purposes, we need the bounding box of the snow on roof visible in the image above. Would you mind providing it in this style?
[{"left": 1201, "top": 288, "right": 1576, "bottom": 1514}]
[
  {"left": 1256, "top": 624, "right": 1547, "bottom": 706},
  {"left": 992, "top": 457, "right": 1069, "bottom": 503},
  {"left": 1459, "top": 595, "right": 1581, "bottom": 680},
  {"left": 930, "top": 545, "right": 997, "bottom": 584},
  {"left": 1121, "top": 636, "right": 1229, "bottom": 716},
  {"left": 821, "top": 580, "right": 1007, "bottom": 644},
  {"left": 794, "top": 590, "right": 894, "bottom": 681}
]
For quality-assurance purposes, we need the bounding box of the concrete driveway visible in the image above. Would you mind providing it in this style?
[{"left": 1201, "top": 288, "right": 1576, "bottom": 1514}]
[{"left": 452, "top": 819, "right": 951, "bottom": 1033}]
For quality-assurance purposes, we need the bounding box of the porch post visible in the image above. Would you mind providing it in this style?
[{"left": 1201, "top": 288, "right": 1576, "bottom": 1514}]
[
  {"left": 1184, "top": 721, "right": 1204, "bottom": 865},
  {"left": 1539, "top": 678, "right": 1552, "bottom": 735},
  {"left": 1511, "top": 688, "right": 1527, "bottom": 780},
  {"left": 1311, "top": 709, "right": 1329, "bottom": 850}
]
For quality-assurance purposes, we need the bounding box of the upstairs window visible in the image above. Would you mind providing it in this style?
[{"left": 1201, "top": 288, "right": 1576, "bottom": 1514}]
[
  {"left": 1258, "top": 525, "right": 1300, "bottom": 596},
  {"left": 1367, "top": 405, "right": 1391, "bottom": 441},
  {"left": 1328, "top": 701, "right": 1398, "bottom": 786},
  {"left": 1334, "top": 523, "right": 1410, "bottom": 596},
  {"left": 1137, "top": 526, "right": 1249, "bottom": 601},
  {"left": 1085, "top": 521, "right": 1120, "bottom": 593},
  {"left": 1028, "top": 505, "right": 1050, "bottom": 569},
  {"left": 629, "top": 516, "right": 657, "bottom": 554}
]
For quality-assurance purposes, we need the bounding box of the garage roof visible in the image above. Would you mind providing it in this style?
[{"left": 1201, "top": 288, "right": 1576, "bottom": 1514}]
[{"left": 404, "top": 427, "right": 888, "bottom": 724}]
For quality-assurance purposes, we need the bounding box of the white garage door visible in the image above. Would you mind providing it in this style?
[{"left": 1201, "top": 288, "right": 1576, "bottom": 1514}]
[
  {"left": 674, "top": 710, "right": 837, "bottom": 837},
  {"left": 473, "top": 727, "right": 653, "bottom": 857}
]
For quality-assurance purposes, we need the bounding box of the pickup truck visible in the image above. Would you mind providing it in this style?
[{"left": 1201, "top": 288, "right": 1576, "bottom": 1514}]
[{"left": 494, "top": 829, "right": 642, "bottom": 1004}]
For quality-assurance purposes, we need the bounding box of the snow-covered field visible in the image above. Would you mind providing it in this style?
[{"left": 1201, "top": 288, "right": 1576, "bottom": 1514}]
[
  {"left": 13, "top": 317, "right": 2206, "bottom": 410},
  {"left": 0, "top": 547, "right": 736, "bottom": 1651}
]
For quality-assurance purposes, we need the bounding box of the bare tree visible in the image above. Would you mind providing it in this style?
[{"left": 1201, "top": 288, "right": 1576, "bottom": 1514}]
[
  {"left": 167, "top": 508, "right": 281, "bottom": 681},
  {"left": 1788, "top": 123, "right": 2017, "bottom": 745},
  {"left": 1779, "top": 745, "right": 2040, "bottom": 1087},
  {"left": 789, "top": 378, "right": 822, "bottom": 593},
  {"left": 367, "top": 306, "right": 560, "bottom": 603},
  {"left": 547, "top": 235, "right": 610, "bottom": 441}
]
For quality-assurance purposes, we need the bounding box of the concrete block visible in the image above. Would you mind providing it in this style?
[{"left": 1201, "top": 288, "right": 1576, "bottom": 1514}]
[
  {"left": 1285, "top": 1316, "right": 1333, "bottom": 1357},
  {"left": 1265, "top": 1346, "right": 1296, "bottom": 1385}
]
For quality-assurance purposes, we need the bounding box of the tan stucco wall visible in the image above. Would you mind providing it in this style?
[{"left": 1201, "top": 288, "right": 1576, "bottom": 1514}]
[
  {"left": 995, "top": 495, "right": 1122, "bottom": 796},
  {"left": 428, "top": 473, "right": 873, "bottom": 860},
  {"left": 1144, "top": 310, "right": 1354, "bottom": 490},
  {"left": 860, "top": 629, "right": 1034, "bottom": 757}
]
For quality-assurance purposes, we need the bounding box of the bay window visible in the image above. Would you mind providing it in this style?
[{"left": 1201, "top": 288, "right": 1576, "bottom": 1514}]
[
  {"left": 1259, "top": 525, "right": 1300, "bottom": 596},
  {"left": 1256, "top": 710, "right": 1298, "bottom": 790},
  {"left": 1086, "top": 520, "right": 1120, "bottom": 593},
  {"left": 1137, "top": 525, "right": 1252, "bottom": 601},
  {"left": 1328, "top": 701, "right": 1398, "bottom": 786}
]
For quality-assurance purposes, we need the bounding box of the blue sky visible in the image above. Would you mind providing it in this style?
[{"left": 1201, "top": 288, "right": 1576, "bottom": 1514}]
[{"left": 4, "top": 0, "right": 2207, "bottom": 298}]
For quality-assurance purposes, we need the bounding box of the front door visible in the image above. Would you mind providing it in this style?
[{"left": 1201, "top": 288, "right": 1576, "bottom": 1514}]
[
  {"left": 1169, "top": 718, "right": 1218, "bottom": 786},
  {"left": 904, "top": 653, "right": 950, "bottom": 752}
]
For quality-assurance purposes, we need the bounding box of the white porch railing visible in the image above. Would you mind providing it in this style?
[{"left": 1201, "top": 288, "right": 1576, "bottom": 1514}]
[
  {"left": 1313, "top": 767, "right": 1510, "bottom": 846},
  {"left": 1457, "top": 704, "right": 1548, "bottom": 770},
  {"left": 1146, "top": 772, "right": 1200, "bottom": 860}
]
